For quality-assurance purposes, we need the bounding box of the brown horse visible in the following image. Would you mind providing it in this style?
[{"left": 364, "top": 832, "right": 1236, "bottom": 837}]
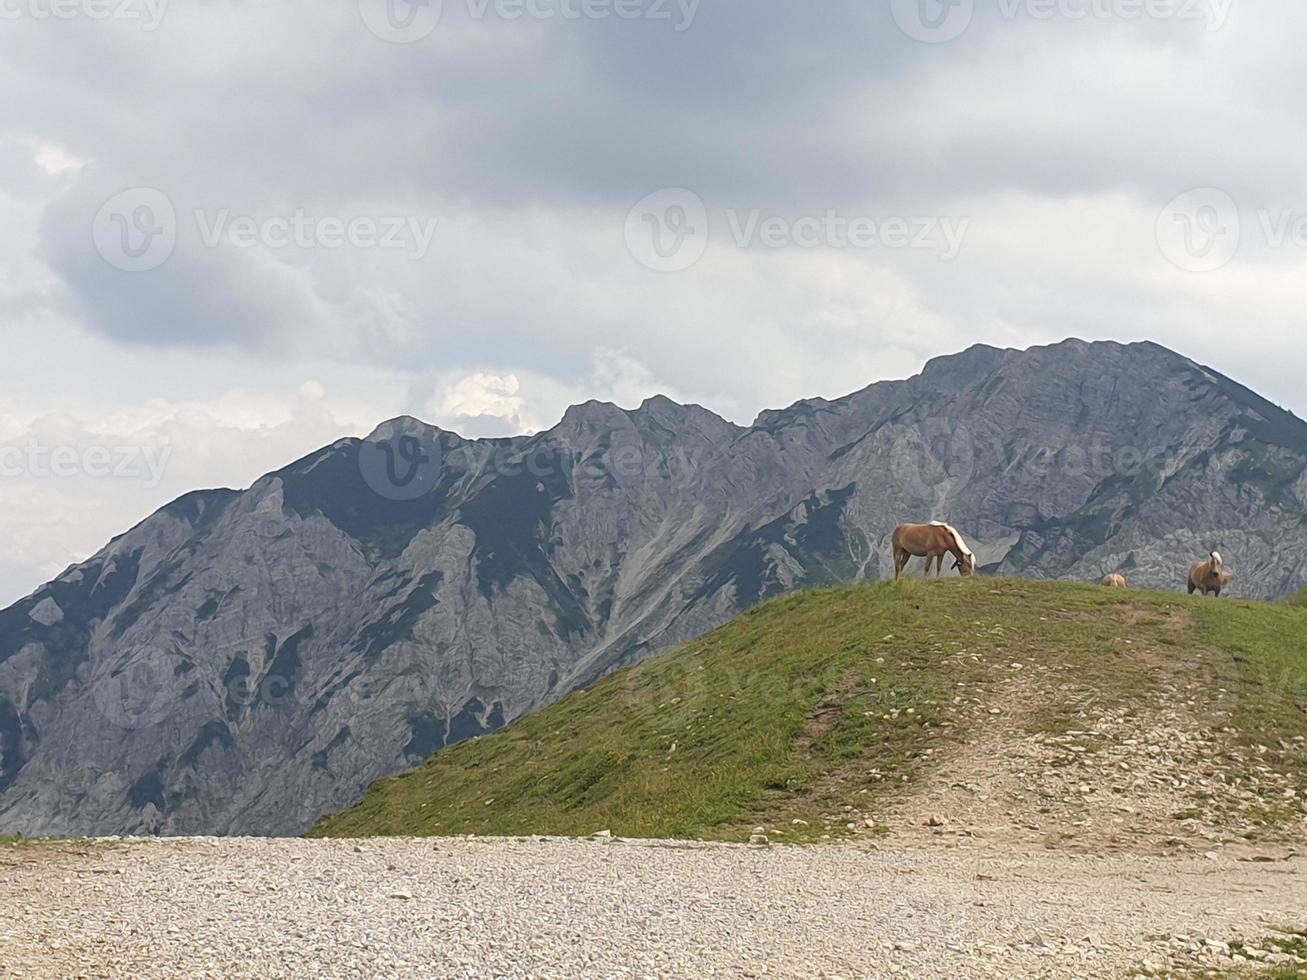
[
  {"left": 1102, "top": 574, "right": 1127, "bottom": 589},
  {"left": 1188, "top": 551, "right": 1233, "bottom": 596},
  {"left": 892, "top": 522, "right": 977, "bottom": 579}
]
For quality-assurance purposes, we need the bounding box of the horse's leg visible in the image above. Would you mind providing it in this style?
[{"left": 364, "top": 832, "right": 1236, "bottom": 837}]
[{"left": 893, "top": 548, "right": 906, "bottom": 579}]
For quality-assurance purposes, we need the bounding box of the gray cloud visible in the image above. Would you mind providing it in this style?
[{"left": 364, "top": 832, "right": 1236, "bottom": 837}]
[
  {"left": 6, "top": 4, "right": 1306, "bottom": 377},
  {"left": 3, "top": 0, "right": 1307, "bottom": 603}
]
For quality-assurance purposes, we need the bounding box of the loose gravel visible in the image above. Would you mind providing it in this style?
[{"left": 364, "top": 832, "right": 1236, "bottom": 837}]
[{"left": 1, "top": 836, "right": 1304, "bottom": 978}]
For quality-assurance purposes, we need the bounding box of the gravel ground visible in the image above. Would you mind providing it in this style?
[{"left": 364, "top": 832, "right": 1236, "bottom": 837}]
[{"left": 1, "top": 836, "right": 1304, "bottom": 978}]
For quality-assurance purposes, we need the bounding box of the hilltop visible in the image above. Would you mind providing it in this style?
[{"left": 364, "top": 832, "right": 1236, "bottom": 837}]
[{"left": 313, "top": 578, "right": 1307, "bottom": 853}]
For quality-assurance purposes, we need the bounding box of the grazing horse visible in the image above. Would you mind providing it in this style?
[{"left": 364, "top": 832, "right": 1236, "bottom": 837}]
[
  {"left": 1102, "top": 574, "right": 1127, "bottom": 589},
  {"left": 1188, "top": 551, "right": 1233, "bottom": 597},
  {"left": 892, "top": 522, "right": 977, "bottom": 579}
]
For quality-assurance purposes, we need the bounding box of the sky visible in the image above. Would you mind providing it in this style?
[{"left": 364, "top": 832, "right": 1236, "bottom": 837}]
[{"left": 2, "top": 0, "right": 1306, "bottom": 606}]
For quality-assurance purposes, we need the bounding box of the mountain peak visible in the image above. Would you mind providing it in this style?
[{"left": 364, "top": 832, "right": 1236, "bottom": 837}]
[
  {"left": 635, "top": 394, "right": 736, "bottom": 429},
  {"left": 637, "top": 394, "right": 685, "bottom": 413},
  {"left": 558, "top": 399, "right": 629, "bottom": 429},
  {"left": 366, "top": 416, "right": 450, "bottom": 443},
  {"left": 919, "top": 343, "right": 1009, "bottom": 384}
]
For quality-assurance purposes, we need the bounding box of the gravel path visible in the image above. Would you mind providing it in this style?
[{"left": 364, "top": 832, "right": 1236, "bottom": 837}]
[{"left": 2, "top": 837, "right": 1304, "bottom": 978}]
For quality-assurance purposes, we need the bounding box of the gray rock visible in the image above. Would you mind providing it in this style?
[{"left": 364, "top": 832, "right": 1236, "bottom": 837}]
[{"left": 26, "top": 598, "right": 63, "bottom": 627}]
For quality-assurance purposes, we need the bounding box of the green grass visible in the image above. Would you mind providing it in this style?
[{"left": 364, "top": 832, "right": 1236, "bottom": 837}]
[
  {"left": 1191, "top": 930, "right": 1307, "bottom": 979},
  {"left": 1190, "top": 600, "right": 1307, "bottom": 824},
  {"left": 310, "top": 578, "right": 1307, "bottom": 842},
  {"left": 1282, "top": 587, "right": 1307, "bottom": 610},
  {"left": 0, "top": 834, "right": 53, "bottom": 849},
  {"left": 1263, "top": 930, "right": 1307, "bottom": 964}
]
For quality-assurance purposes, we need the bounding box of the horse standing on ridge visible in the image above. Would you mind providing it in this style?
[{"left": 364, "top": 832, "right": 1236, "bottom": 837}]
[
  {"left": 892, "top": 522, "right": 977, "bottom": 579},
  {"left": 1102, "top": 574, "right": 1127, "bottom": 588},
  {"left": 1188, "top": 551, "right": 1234, "bottom": 597}
]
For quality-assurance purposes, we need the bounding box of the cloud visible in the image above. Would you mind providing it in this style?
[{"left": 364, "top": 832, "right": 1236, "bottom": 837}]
[
  {"left": 3, "top": 1, "right": 1307, "bottom": 601},
  {"left": 13, "top": 5, "right": 1304, "bottom": 381},
  {"left": 419, "top": 349, "right": 689, "bottom": 438},
  {"left": 6, "top": 135, "right": 87, "bottom": 178},
  {"left": 430, "top": 372, "right": 536, "bottom": 436},
  {"left": 0, "top": 374, "right": 394, "bottom": 605}
]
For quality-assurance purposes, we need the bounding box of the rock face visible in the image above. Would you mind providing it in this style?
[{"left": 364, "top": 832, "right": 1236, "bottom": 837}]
[{"left": 2, "top": 338, "right": 1306, "bottom": 836}]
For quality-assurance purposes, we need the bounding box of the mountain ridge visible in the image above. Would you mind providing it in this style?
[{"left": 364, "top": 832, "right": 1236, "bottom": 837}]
[
  {"left": 3, "top": 337, "right": 1306, "bottom": 837},
  {"left": 6, "top": 337, "right": 1245, "bottom": 583}
]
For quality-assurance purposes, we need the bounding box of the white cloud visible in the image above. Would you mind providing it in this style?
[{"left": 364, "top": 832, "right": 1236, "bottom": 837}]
[
  {"left": 19, "top": 136, "right": 87, "bottom": 177},
  {"left": 0, "top": 357, "right": 414, "bottom": 605},
  {"left": 430, "top": 372, "right": 536, "bottom": 435}
]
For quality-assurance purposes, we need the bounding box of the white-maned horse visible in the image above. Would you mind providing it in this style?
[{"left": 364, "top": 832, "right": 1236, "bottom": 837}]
[
  {"left": 1188, "top": 551, "right": 1233, "bottom": 597},
  {"left": 892, "top": 522, "right": 977, "bottom": 579}
]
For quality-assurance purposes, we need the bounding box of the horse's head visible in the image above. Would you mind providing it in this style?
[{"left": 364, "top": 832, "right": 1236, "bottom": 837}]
[{"left": 953, "top": 553, "right": 977, "bottom": 577}]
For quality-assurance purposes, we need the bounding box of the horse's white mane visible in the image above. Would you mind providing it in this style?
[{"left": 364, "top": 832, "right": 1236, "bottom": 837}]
[
  {"left": 1210, "top": 551, "right": 1223, "bottom": 567},
  {"left": 930, "top": 521, "right": 973, "bottom": 558}
]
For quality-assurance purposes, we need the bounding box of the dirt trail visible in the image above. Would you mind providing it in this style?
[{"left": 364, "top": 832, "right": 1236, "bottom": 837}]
[
  {"left": 774, "top": 611, "right": 1307, "bottom": 858},
  {"left": 880, "top": 650, "right": 1306, "bottom": 857}
]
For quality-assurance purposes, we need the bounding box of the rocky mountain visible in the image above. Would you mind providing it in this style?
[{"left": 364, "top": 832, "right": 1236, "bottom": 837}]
[{"left": 2, "top": 338, "right": 1306, "bottom": 837}]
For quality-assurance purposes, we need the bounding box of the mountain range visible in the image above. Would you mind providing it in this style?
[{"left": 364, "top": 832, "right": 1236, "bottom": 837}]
[{"left": 2, "top": 337, "right": 1306, "bottom": 836}]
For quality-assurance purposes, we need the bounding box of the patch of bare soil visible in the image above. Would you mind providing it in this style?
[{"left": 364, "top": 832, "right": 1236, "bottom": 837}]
[
  {"left": 876, "top": 656, "right": 1307, "bottom": 857},
  {"left": 791, "top": 668, "right": 860, "bottom": 761}
]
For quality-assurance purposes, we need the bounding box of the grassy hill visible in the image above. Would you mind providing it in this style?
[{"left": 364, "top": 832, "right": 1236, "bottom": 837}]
[{"left": 310, "top": 579, "right": 1307, "bottom": 847}]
